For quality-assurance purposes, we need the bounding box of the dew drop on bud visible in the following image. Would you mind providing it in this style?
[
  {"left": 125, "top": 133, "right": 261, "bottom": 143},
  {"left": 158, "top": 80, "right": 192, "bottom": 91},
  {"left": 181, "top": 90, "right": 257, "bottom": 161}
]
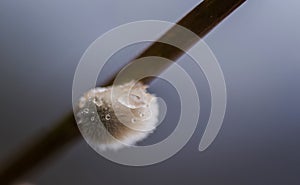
[
  {"left": 93, "top": 97, "right": 102, "bottom": 107},
  {"left": 105, "top": 114, "right": 111, "bottom": 120},
  {"left": 83, "top": 108, "right": 89, "bottom": 114}
]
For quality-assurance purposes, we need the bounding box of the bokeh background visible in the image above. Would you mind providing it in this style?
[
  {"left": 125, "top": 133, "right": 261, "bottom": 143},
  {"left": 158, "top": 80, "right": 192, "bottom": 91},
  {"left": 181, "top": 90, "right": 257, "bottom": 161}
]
[{"left": 0, "top": 0, "right": 299, "bottom": 184}]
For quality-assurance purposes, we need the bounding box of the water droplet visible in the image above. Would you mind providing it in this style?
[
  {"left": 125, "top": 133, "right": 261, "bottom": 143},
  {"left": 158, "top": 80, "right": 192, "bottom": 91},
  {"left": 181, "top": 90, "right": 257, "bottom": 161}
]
[
  {"left": 131, "top": 94, "right": 141, "bottom": 100},
  {"left": 118, "top": 94, "right": 144, "bottom": 109},
  {"left": 88, "top": 97, "right": 93, "bottom": 101},
  {"left": 105, "top": 114, "right": 111, "bottom": 120},
  {"left": 139, "top": 113, "right": 144, "bottom": 117},
  {"left": 131, "top": 118, "right": 136, "bottom": 123},
  {"left": 83, "top": 108, "right": 89, "bottom": 114},
  {"left": 93, "top": 97, "right": 102, "bottom": 107},
  {"left": 90, "top": 116, "right": 95, "bottom": 121}
]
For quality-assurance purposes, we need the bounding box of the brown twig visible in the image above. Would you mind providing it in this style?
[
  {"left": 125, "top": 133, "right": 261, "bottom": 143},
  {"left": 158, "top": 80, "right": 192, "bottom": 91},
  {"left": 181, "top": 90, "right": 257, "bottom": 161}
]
[{"left": 0, "top": 0, "right": 246, "bottom": 184}]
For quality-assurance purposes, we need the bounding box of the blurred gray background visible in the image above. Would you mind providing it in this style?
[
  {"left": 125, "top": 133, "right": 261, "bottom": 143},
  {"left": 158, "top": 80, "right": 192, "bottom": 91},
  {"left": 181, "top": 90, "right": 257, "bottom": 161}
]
[{"left": 0, "top": 0, "right": 299, "bottom": 184}]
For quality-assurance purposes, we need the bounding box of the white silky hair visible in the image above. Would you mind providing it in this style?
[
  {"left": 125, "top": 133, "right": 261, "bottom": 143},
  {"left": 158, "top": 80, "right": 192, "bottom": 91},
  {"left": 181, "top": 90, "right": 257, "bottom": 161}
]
[{"left": 75, "top": 81, "right": 159, "bottom": 151}]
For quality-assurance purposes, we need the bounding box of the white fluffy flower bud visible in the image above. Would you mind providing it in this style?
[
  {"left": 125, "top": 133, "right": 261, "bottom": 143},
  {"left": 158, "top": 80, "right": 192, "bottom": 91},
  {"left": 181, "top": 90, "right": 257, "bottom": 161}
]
[{"left": 75, "top": 81, "right": 159, "bottom": 151}]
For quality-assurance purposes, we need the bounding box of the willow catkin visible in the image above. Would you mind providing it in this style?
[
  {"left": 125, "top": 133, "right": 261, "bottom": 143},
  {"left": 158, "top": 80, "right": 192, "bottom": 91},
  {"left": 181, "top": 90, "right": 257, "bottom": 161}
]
[{"left": 75, "top": 81, "right": 159, "bottom": 151}]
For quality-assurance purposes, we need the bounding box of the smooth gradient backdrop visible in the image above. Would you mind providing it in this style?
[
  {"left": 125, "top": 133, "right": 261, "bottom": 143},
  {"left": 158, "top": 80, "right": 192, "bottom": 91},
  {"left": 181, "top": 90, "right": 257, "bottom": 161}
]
[{"left": 0, "top": 0, "right": 299, "bottom": 184}]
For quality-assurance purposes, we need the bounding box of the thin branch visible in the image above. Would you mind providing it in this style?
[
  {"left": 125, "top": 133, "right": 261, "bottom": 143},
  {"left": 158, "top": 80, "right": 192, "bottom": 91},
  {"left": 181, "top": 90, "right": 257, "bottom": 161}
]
[
  {"left": 104, "top": 0, "right": 246, "bottom": 86},
  {"left": 0, "top": 113, "right": 80, "bottom": 184},
  {"left": 0, "top": 0, "right": 246, "bottom": 184}
]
